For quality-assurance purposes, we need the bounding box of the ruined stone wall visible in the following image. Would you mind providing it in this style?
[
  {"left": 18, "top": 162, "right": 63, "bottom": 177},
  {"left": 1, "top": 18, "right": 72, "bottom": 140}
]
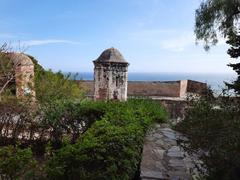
[
  {"left": 0, "top": 53, "right": 35, "bottom": 100},
  {"left": 15, "top": 63, "right": 35, "bottom": 99}
]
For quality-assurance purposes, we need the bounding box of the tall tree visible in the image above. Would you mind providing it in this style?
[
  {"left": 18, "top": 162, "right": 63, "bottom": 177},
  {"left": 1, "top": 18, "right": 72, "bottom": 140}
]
[
  {"left": 195, "top": 0, "right": 240, "bottom": 93},
  {"left": 195, "top": 0, "right": 240, "bottom": 49},
  {"left": 226, "top": 32, "right": 240, "bottom": 93}
]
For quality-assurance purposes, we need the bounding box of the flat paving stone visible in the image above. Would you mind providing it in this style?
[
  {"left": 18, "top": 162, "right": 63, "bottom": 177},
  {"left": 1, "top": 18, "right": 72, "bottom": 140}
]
[
  {"left": 141, "top": 170, "right": 165, "bottom": 179},
  {"left": 167, "top": 146, "right": 184, "bottom": 158},
  {"left": 153, "top": 133, "right": 164, "bottom": 139},
  {"left": 140, "top": 123, "right": 201, "bottom": 180}
]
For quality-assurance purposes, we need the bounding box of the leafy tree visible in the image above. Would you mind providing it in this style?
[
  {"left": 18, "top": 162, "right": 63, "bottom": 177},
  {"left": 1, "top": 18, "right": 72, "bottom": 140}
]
[
  {"left": 179, "top": 2, "right": 240, "bottom": 179},
  {"left": 195, "top": 0, "right": 240, "bottom": 93},
  {"left": 195, "top": 0, "right": 240, "bottom": 49},
  {"left": 176, "top": 94, "right": 240, "bottom": 179},
  {"left": 226, "top": 32, "right": 240, "bottom": 93}
]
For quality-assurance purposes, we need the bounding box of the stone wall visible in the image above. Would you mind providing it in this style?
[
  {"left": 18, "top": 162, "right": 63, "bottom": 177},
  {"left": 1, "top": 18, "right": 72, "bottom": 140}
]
[
  {"left": 93, "top": 62, "right": 128, "bottom": 101},
  {"left": 0, "top": 53, "right": 35, "bottom": 100},
  {"left": 80, "top": 80, "right": 207, "bottom": 99},
  {"left": 154, "top": 98, "right": 188, "bottom": 121},
  {"left": 128, "top": 81, "right": 180, "bottom": 97},
  {"left": 93, "top": 48, "right": 129, "bottom": 101},
  {"left": 186, "top": 80, "right": 208, "bottom": 95},
  {"left": 179, "top": 80, "right": 188, "bottom": 98},
  {"left": 80, "top": 79, "right": 205, "bottom": 120},
  {"left": 13, "top": 54, "right": 35, "bottom": 100},
  {"left": 15, "top": 64, "right": 35, "bottom": 99}
]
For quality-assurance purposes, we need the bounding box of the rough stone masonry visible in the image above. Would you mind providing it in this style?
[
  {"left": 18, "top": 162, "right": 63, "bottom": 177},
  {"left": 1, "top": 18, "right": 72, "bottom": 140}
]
[
  {"left": 0, "top": 53, "right": 35, "bottom": 100},
  {"left": 93, "top": 48, "right": 129, "bottom": 101}
]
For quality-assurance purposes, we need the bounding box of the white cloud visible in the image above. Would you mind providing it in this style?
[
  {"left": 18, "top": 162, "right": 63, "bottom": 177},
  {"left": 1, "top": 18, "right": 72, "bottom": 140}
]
[
  {"left": 21, "top": 39, "right": 82, "bottom": 46},
  {"left": 160, "top": 32, "right": 195, "bottom": 52}
]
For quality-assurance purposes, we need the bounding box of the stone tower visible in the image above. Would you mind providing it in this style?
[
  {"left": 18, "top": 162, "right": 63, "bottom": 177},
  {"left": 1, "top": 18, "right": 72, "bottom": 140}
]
[
  {"left": 12, "top": 53, "right": 35, "bottom": 100},
  {"left": 93, "top": 48, "right": 129, "bottom": 101}
]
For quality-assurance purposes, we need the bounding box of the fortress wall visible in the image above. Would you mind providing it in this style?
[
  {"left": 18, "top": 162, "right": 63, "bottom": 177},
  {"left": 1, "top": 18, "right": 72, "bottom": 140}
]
[
  {"left": 127, "top": 81, "right": 180, "bottom": 97},
  {"left": 186, "top": 80, "right": 207, "bottom": 95},
  {"left": 79, "top": 80, "right": 94, "bottom": 98},
  {"left": 179, "top": 80, "right": 188, "bottom": 98},
  {"left": 79, "top": 80, "right": 181, "bottom": 98},
  {"left": 79, "top": 80, "right": 206, "bottom": 120},
  {"left": 155, "top": 99, "right": 188, "bottom": 121},
  {"left": 79, "top": 80, "right": 207, "bottom": 99}
]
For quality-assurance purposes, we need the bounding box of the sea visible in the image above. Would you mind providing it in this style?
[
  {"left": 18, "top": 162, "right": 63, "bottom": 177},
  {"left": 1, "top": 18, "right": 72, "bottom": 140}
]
[{"left": 71, "top": 72, "right": 237, "bottom": 95}]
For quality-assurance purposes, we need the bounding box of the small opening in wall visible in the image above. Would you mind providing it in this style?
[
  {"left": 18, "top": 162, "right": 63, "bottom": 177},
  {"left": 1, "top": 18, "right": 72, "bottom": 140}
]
[{"left": 116, "top": 76, "right": 119, "bottom": 87}]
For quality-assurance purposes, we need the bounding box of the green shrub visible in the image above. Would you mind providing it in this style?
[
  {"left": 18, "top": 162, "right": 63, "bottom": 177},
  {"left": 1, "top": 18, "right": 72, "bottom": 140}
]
[
  {"left": 40, "top": 100, "right": 108, "bottom": 148},
  {"left": 0, "top": 146, "right": 37, "bottom": 180},
  {"left": 35, "top": 70, "right": 84, "bottom": 104},
  {"left": 45, "top": 99, "right": 168, "bottom": 180},
  {"left": 28, "top": 55, "right": 85, "bottom": 104},
  {"left": 176, "top": 95, "right": 240, "bottom": 180}
]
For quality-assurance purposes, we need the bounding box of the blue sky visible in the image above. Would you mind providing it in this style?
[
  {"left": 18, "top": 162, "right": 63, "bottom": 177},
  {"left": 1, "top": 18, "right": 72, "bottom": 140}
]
[{"left": 0, "top": 0, "right": 236, "bottom": 74}]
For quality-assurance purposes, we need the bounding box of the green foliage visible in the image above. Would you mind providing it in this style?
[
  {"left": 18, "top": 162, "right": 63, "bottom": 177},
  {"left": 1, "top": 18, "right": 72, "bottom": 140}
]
[
  {"left": 40, "top": 100, "right": 107, "bottom": 148},
  {"left": 0, "top": 146, "right": 37, "bottom": 180},
  {"left": 27, "top": 55, "right": 84, "bottom": 104},
  {"left": 0, "top": 53, "right": 13, "bottom": 76},
  {"left": 195, "top": 0, "right": 240, "bottom": 94},
  {"left": 176, "top": 94, "right": 240, "bottom": 180},
  {"left": 45, "top": 99, "right": 168, "bottom": 180},
  {"left": 225, "top": 31, "right": 240, "bottom": 94},
  {"left": 35, "top": 69, "right": 84, "bottom": 104},
  {"left": 0, "top": 50, "right": 16, "bottom": 100},
  {"left": 195, "top": 0, "right": 240, "bottom": 49}
]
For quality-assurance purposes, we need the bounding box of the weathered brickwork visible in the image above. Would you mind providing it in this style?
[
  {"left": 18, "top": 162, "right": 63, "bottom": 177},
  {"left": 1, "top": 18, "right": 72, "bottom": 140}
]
[
  {"left": 2, "top": 53, "right": 35, "bottom": 100},
  {"left": 14, "top": 54, "right": 35, "bottom": 100},
  {"left": 93, "top": 48, "right": 129, "bottom": 101}
]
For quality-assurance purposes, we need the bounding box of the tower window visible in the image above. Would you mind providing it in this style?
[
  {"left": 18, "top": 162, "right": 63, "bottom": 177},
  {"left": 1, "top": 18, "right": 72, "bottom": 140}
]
[{"left": 116, "top": 76, "right": 120, "bottom": 87}]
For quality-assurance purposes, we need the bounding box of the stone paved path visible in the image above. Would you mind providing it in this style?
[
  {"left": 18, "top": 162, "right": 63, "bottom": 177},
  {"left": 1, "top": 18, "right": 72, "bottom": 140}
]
[{"left": 140, "top": 123, "right": 200, "bottom": 180}]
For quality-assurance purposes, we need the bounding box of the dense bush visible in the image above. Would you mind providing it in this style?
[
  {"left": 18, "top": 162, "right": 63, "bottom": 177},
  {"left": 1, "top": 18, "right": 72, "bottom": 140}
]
[
  {"left": 40, "top": 100, "right": 107, "bottom": 149},
  {"left": 0, "top": 98, "right": 167, "bottom": 179},
  {"left": 176, "top": 94, "right": 240, "bottom": 180},
  {"left": 45, "top": 99, "right": 167, "bottom": 180},
  {"left": 0, "top": 101, "right": 39, "bottom": 146},
  {"left": 34, "top": 69, "right": 84, "bottom": 104},
  {"left": 0, "top": 99, "right": 106, "bottom": 152},
  {"left": 0, "top": 145, "right": 36, "bottom": 180},
  {"left": 0, "top": 100, "right": 107, "bottom": 179}
]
